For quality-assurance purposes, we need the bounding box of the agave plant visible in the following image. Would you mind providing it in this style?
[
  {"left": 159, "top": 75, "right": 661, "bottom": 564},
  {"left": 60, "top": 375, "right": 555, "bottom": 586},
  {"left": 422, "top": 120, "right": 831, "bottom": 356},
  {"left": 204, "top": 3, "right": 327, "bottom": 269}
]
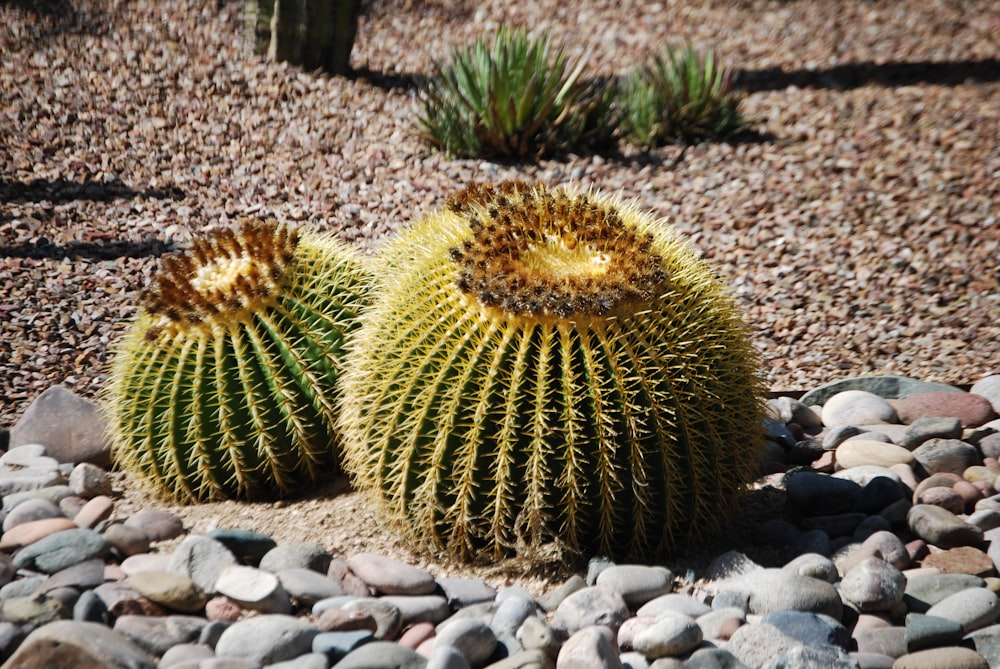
[
  {"left": 104, "top": 219, "right": 372, "bottom": 502},
  {"left": 415, "top": 26, "right": 617, "bottom": 159},
  {"left": 339, "top": 181, "right": 766, "bottom": 562},
  {"left": 622, "top": 43, "right": 745, "bottom": 147}
]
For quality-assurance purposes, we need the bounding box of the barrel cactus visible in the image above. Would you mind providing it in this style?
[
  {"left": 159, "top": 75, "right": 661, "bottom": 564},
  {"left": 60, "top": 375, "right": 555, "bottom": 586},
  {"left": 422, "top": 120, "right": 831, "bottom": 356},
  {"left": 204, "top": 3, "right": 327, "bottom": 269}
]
[
  {"left": 338, "top": 181, "right": 766, "bottom": 562},
  {"left": 104, "top": 219, "right": 372, "bottom": 502}
]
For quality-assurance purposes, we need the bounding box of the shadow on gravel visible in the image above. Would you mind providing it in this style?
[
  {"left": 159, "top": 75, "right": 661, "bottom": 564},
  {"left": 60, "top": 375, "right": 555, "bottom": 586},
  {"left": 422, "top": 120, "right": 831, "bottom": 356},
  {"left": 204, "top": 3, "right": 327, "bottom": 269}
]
[
  {"left": 738, "top": 58, "right": 1000, "bottom": 92},
  {"left": 0, "top": 177, "right": 183, "bottom": 260},
  {"left": 1, "top": 0, "right": 121, "bottom": 43},
  {"left": 0, "top": 177, "right": 185, "bottom": 205}
]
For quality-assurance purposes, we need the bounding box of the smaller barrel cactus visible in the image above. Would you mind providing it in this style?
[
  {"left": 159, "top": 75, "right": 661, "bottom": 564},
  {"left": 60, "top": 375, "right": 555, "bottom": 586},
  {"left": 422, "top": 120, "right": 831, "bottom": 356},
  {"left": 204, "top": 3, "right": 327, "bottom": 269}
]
[
  {"left": 104, "top": 219, "right": 372, "bottom": 502},
  {"left": 339, "top": 181, "right": 766, "bottom": 562}
]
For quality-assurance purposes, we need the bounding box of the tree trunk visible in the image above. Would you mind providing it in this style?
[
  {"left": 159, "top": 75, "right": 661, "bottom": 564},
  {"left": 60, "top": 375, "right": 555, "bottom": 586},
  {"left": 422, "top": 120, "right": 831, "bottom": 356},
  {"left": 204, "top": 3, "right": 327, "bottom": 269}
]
[{"left": 244, "top": 0, "right": 360, "bottom": 76}]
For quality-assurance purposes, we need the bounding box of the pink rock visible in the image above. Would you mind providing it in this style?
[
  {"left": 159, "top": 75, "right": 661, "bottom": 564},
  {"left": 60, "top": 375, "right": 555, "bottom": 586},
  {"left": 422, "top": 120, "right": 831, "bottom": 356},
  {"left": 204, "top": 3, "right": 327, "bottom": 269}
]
[
  {"left": 74, "top": 495, "right": 114, "bottom": 529},
  {"left": 0, "top": 517, "right": 77, "bottom": 550},
  {"left": 205, "top": 596, "right": 243, "bottom": 622},
  {"left": 916, "top": 487, "right": 966, "bottom": 514},
  {"left": 103, "top": 524, "right": 151, "bottom": 557},
  {"left": 316, "top": 608, "right": 378, "bottom": 633},
  {"left": 398, "top": 621, "right": 436, "bottom": 650},
  {"left": 898, "top": 391, "right": 998, "bottom": 428}
]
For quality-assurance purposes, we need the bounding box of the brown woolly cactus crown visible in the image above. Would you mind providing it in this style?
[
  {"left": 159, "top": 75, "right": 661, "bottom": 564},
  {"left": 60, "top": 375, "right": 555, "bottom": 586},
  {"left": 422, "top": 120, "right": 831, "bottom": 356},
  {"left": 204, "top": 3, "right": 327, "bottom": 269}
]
[
  {"left": 447, "top": 181, "right": 670, "bottom": 318},
  {"left": 142, "top": 220, "right": 299, "bottom": 339}
]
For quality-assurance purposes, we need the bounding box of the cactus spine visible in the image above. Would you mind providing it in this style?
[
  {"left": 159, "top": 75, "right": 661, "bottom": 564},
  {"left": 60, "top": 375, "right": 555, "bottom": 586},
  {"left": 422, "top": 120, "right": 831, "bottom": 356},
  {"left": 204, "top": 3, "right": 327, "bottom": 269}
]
[
  {"left": 339, "top": 181, "right": 766, "bottom": 561},
  {"left": 104, "top": 219, "right": 371, "bottom": 502}
]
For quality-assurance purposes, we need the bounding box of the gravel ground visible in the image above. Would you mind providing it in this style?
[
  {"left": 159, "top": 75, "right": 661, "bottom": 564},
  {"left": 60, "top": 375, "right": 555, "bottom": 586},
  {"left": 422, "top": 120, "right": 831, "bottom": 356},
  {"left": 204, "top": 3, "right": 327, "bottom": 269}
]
[{"left": 2, "top": 0, "right": 999, "bottom": 429}]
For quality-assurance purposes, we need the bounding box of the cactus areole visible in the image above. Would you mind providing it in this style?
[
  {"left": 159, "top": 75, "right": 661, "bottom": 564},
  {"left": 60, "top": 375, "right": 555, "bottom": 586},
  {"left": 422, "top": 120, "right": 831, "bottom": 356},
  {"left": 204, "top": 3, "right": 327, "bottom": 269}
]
[
  {"left": 106, "top": 219, "right": 371, "bottom": 502},
  {"left": 340, "top": 181, "right": 765, "bottom": 562}
]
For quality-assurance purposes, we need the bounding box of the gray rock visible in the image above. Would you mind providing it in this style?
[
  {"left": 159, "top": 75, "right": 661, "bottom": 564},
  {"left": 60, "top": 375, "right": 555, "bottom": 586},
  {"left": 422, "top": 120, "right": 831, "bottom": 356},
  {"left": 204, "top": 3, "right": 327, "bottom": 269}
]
[
  {"left": 2, "top": 495, "right": 63, "bottom": 531},
  {"left": 904, "top": 612, "right": 964, "bottom": 652},
  {"left": 434, "top": 618, "right": 497, "bottom": 667},
  {"left": 436, "top": 577, "right": 497, "bottom": 609},
  {"left": 966, "top": 623, "right": 1000, "bottom": 669},
  {"left": 911, "top": 438, "right": 980, "bottom": 476},
  {"left": 516, "top": 614, "right": 559, "bottom": 657},
  {"left": 214, "top": 614, "right": 319, "bottom": 665},
  {"left": 268, "top": 652, "right": 328, "bottom": 669},
  {"left": 343, "top": 598, "right": 403, "bottom": 640},
  {"left": 11, "top": 527, "right": 110, "bottom": 573},
  {"left": 782, "top": 553, "right": 838, "bottom": 583},
  {"left": 800, "top": 376, "right": 961, "bottom": 407},
  {"left": 379, "top": 595, "right": 451, "bottom": 626},
  {"left": 124, "top": 509, "right": 185, "bottom": 542},
  {"left": 727, "top": 621, "right": 814, "bottom": 669},
  {"left": 8, "top": 385, "right": 111, "bottom": 467},
  {"left": 426, "top": 645, "right": 470, "bottom": 669},
  {"left": 768, "top": 396, "right": 823, "bottom": 428},
  {"left": 821, "top": 390, "right": 899, "bottom": 427},
  {"left": 551, "top": 585, "right": 630, "bottom": 636},
  {"left": 972, "top": 375, "right": 1000, "bottom": 414},
  {"left": 276, "top": 567, "right": 345, "bottom": 607},
  {"left": 168, "top": 535, "right": 240, "bottom": 594},
  {"left": 839, "top": 557, "right": 906, "bottom": 612},
  {"left": 334, "top": 641, "right": 428, "bottom": 669},
  {"left": 595, "top": 564, "right": 674, "bottom": 609},
  {"left": 762, "top": 644, "right": 859, "bottom": 669},
  {"left": 759, "top": 610, "right": 850, "bottom": 650},
  {"left": 557, "top": 625, "right": 624, "bottom": 669},
  {"left": 208, "top": 529, "right": 278, "bottom": 567},
  {"left": 636, "top": 592, "right": 712, "bottom": 619},
  {"left": 907, "top": 504, "right": 984, "bottom": 548},
  {"left": 214, "top": 565, "right": 292, "bottom": 614},
  {"left": 345, "top": 552, "right": 436, "bottom": 596},
  {"left": 113, "top": 614, "right": 208, "bottom": 657},
  {"left": 259, "top": 541, "right": 331, "bottom": 574},
  {"left": 68, "top": 462, "right": 113, "bottom": 498},
  {"left": 683, "top": 647, "right": 750, "bottom": 669},
  {"left": 853, "top": 626, "right": 907, "bottom": 658},
  {"left": 631, "top": 611, "right": 702, "bottom": 659},
  {"left": 0, "top": 620, "right": 155, "bottom": 668},
  {"left": 310, "top": 629, "right": 374, "bottom": 662},
  {"left": 901, "top": 417, "right": 963, "bottom": 449},
  {"left": 538, "top": 574, "right": 586, "bottom": 612},
  {"left": 711, "top": 569, "right": 843, "bottom": 618},
  {"left": 490, "top": 596, "right": 538, "bottom": 637},
  {"left": 926, "top": 587, "right": 1000, "bottom": 633}
]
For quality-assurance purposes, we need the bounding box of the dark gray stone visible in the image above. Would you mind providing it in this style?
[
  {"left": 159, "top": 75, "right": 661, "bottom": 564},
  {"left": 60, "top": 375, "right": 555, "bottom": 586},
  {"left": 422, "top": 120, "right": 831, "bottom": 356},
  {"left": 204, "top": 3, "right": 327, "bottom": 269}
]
[{"left": 800, "top": 376, "right": 961, "bottom": 407}]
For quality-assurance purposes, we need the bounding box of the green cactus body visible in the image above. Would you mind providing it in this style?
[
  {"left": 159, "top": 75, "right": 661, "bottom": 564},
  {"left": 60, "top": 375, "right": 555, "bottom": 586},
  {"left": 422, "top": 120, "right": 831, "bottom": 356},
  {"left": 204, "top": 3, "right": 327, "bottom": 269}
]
[
  {"left": 339, "top": 182, "right": 766, "bottom": 561},
  {"left": 104, "top": 220, "right": 371, "bottom": 502}
]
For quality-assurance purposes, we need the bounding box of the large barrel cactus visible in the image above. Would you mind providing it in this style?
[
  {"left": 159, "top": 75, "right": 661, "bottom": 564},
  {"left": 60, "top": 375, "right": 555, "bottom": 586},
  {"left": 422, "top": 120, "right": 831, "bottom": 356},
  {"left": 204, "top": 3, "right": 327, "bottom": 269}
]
[
  {"left": 104, "top": 219, "right": 372, "bottom": 502},
  {"left": 339, "top": 181, "right": 766, "bottom": 561}
]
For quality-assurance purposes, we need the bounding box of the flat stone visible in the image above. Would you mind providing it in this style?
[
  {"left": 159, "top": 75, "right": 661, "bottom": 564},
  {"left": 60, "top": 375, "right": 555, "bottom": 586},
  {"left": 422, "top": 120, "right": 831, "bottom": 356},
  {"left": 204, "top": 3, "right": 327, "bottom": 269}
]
[
  {"left": 93, "top": 581, "right": 167, "bottom": 617},
  {"left": 594, "top": 564, "right": 674, "bottom": 609},
  {"left": 760, "top": 610, "right": 849, "bottom": 650},
  {"left": 925, "top": 587, "right": 1000, "bottom": 633},
  {"left": 310, "top": 629, "right": 375, "bottom": 662},
  {"left": 379, "top": 595, "right": 451, "bottom": 626},
  {"left": 336, "top": 642, "right": 428, "bottom": 668},
  {"left": 971, "top": 376, "right": 1000, "bottom": 414},
  {"left": 635, "top": 592, "right": 712, "bottom": 619},
  {"left": 0, "top": 515, "right": 77, "bottom": 551},
  {"left": 836, "top": 440, "right": 914, "bottom": 469},
  {"left": 436, "top": 577, "right": 497, "bottom": 609},
  {"left": 902, "top": 417, "right": 964, "bottom": 449},
  {"left": 214, "top": 613, "right": 320, "bottom": 665},
  {"left": 2, "top": 496, "right": 63, "bottom": 531},
  {"left": 113, "top": 614, "right": 207, "bottom": 657},
  {"left": 1, "top": 593, "right": 70, "bottom": 625},
  {"left": 167, "top": 535, "right": 239, "bottom": 593},
  {"left": 327, "top": 557, "right": 372, "bottom": 598},
  {"left": 631, "top": 611, "right": 702, "bottom": 659},
  {"left": 800, "top": 376, "right": 962, "bottom": 407},
  {"left": 43, "top": 558, "right": 105, "bottom": 591},
  {"left": 822, "top": 390, "right": 899, "bottom": 427},
  {"left": 904, "top": 613, "right": 964, "bottom": 652},
  {"left": 127, "top": 571, "right": 208, "bottom": 613},
  {"left": 316, "top": 606, "right": 379, "bottom": 633},
  {"left": 550, "top": 586, "right": 630, "bottom": 636},
  {"left": 214, "top": 565, "right": 292, "bottom": 614},
  {"left": 907, "top": 504, "right": 984, "bottom": 548},
  {"left": 124, "top": 509, "right": 185, "bottom": 542},
  {"left": 434, "top": 618, "right": 497, "bottom": 667},
  {"left": 891, "top": 647, "right": 989, "bottom": 669},
  {"left": 276, "top": 567, "right": 345, "bottom": 607},
  {"left": 854, "top": 626, "right": 907, "bottom": 658},
  {"left": 0, "top": 619, "right": 155, "bottom": 669},
  {"left": 11, "top": 527, "right": 110, "bottom": 573},
  {"left": 556, "top": 625, "right": 623, "bottom": 669},
  {"left": 912, "top": 438, "right": 980, "bottom": 476},
  {"left": 73, "top": 495, "right": 115, "bottom": 529},
  {"left": 103, "top": 523, "right": 152, "bottom": 557},
  {"left": 67, "top": 462, "right": 112, "bottom": 498},
  {"left": 343, "top": 597, "right": 403, "bottom": 640},
  {"left": 839, "top": 556, "right": 906, "bottom": 612},
  {"left": 921, "top": 545, "right": 996, "bottom": 577},
  {"left": 346, "top": 552, "right": 437, "bottom": 596},
  {"left": 259, "top": 541, "right": 331, "bottom": 574},
  {"left": 8, "top": 385, "right": 111, "bottom": 467},
  {"left": 899, "top": 391, "right": 998, "bottom": 428},
  {"left": 710, "top": 568, "right": 842, "bottom": 618}
]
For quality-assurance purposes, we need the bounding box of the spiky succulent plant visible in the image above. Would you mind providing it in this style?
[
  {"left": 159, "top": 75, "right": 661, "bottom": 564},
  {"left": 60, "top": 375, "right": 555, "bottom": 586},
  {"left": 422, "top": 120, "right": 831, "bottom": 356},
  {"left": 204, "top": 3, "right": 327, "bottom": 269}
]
[
  {"left": 338, "top": 181, "right": 766, "bottom": 562},
  {"left": 104, "top": 219, "right": 372, "bottom": 502}
]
